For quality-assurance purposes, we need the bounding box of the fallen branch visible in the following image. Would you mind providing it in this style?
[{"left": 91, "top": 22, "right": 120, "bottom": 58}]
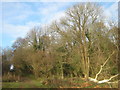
[
  {"left": 89, "top": 74, "right": 119, "bottom": 84},
  {"left": 95, "top": 51, "right": 115, "bottom": 80},
  {"left": 107, "top": 80, "right": 120, "bottom": 84},
  {"left": 108, "top": 74, "right": 119, "bottom": 81},
  {"left": 88, "top": 51, "right": 119, "bottom": 84},
  {"left": 97, "top": 74, "right": 119, "bottom": 84}
]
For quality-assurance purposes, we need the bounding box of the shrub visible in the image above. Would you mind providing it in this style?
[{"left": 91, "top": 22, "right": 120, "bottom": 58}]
[{"left": 2, "top": 73, "right": 22, "bottom": 82}]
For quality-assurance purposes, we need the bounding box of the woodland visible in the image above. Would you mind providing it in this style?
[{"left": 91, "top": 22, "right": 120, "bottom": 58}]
[{"left": 1, "top": 3, "right": 119, "bottom": 88}]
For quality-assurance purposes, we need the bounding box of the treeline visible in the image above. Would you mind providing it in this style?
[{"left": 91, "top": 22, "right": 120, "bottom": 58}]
[{"left": 2, "top": 3, "right": 118, "bottom": 82}]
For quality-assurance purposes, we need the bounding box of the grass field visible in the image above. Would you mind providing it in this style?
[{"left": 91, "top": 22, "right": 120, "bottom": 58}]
[
  {"left": 2, "top": 80, "right": 49, "bottom": 88},
  {"left": 2, "top": 77, "right": 117, "bottom": 88}
]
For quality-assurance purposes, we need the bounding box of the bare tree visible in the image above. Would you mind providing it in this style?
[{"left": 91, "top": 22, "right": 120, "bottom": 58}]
[{"left": 50, "top": 2, "right": 119, "bottom": 83}]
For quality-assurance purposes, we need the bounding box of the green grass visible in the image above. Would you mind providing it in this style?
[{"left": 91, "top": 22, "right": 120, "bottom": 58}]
[
  {"left": 2, "top": 80, "right": 47, "bottom": 88},
  {"left": 2, "top": 77, "right": 117, "bottom": 88},
  {"left": 72, "top": 78, "right": 86, "bottom": 83}
]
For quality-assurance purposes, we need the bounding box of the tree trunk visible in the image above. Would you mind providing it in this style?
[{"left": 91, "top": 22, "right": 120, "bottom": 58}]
[
  {"left": 80, "top": 28, "right": 90, "bottom": 80},
  {"left": 61, "top": 63, "right": 64, "bottom": 79}
]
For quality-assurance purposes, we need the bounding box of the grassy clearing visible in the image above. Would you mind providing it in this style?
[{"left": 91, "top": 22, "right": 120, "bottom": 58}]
[
  {"left": 2, "top": 81, "right": 47, "bottom": 88},
  {"left": 2, "top": 77, "right": 117, "bottom": 88}
]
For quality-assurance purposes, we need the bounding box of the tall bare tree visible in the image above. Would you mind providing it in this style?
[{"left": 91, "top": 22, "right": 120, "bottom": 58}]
[{"left": 50, "top": 2, "right": 119, "bottom": 82}]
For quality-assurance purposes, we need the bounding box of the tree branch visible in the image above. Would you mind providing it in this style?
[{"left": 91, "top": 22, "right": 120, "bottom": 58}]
[
  {"left": 97, "top": 74, "right": 119, "bottom": 84},
  {"left": 95, "top": 51, "right": 115, "bottom": 80},
  {"left": 108, "top": 74, "right": 119, "bottom": 81},
  {"left": 107, "top": 80, "right": 120, "bottom": 84},
  {"left": 89, "top": 74, "right": 119, "bottom": 84}
]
